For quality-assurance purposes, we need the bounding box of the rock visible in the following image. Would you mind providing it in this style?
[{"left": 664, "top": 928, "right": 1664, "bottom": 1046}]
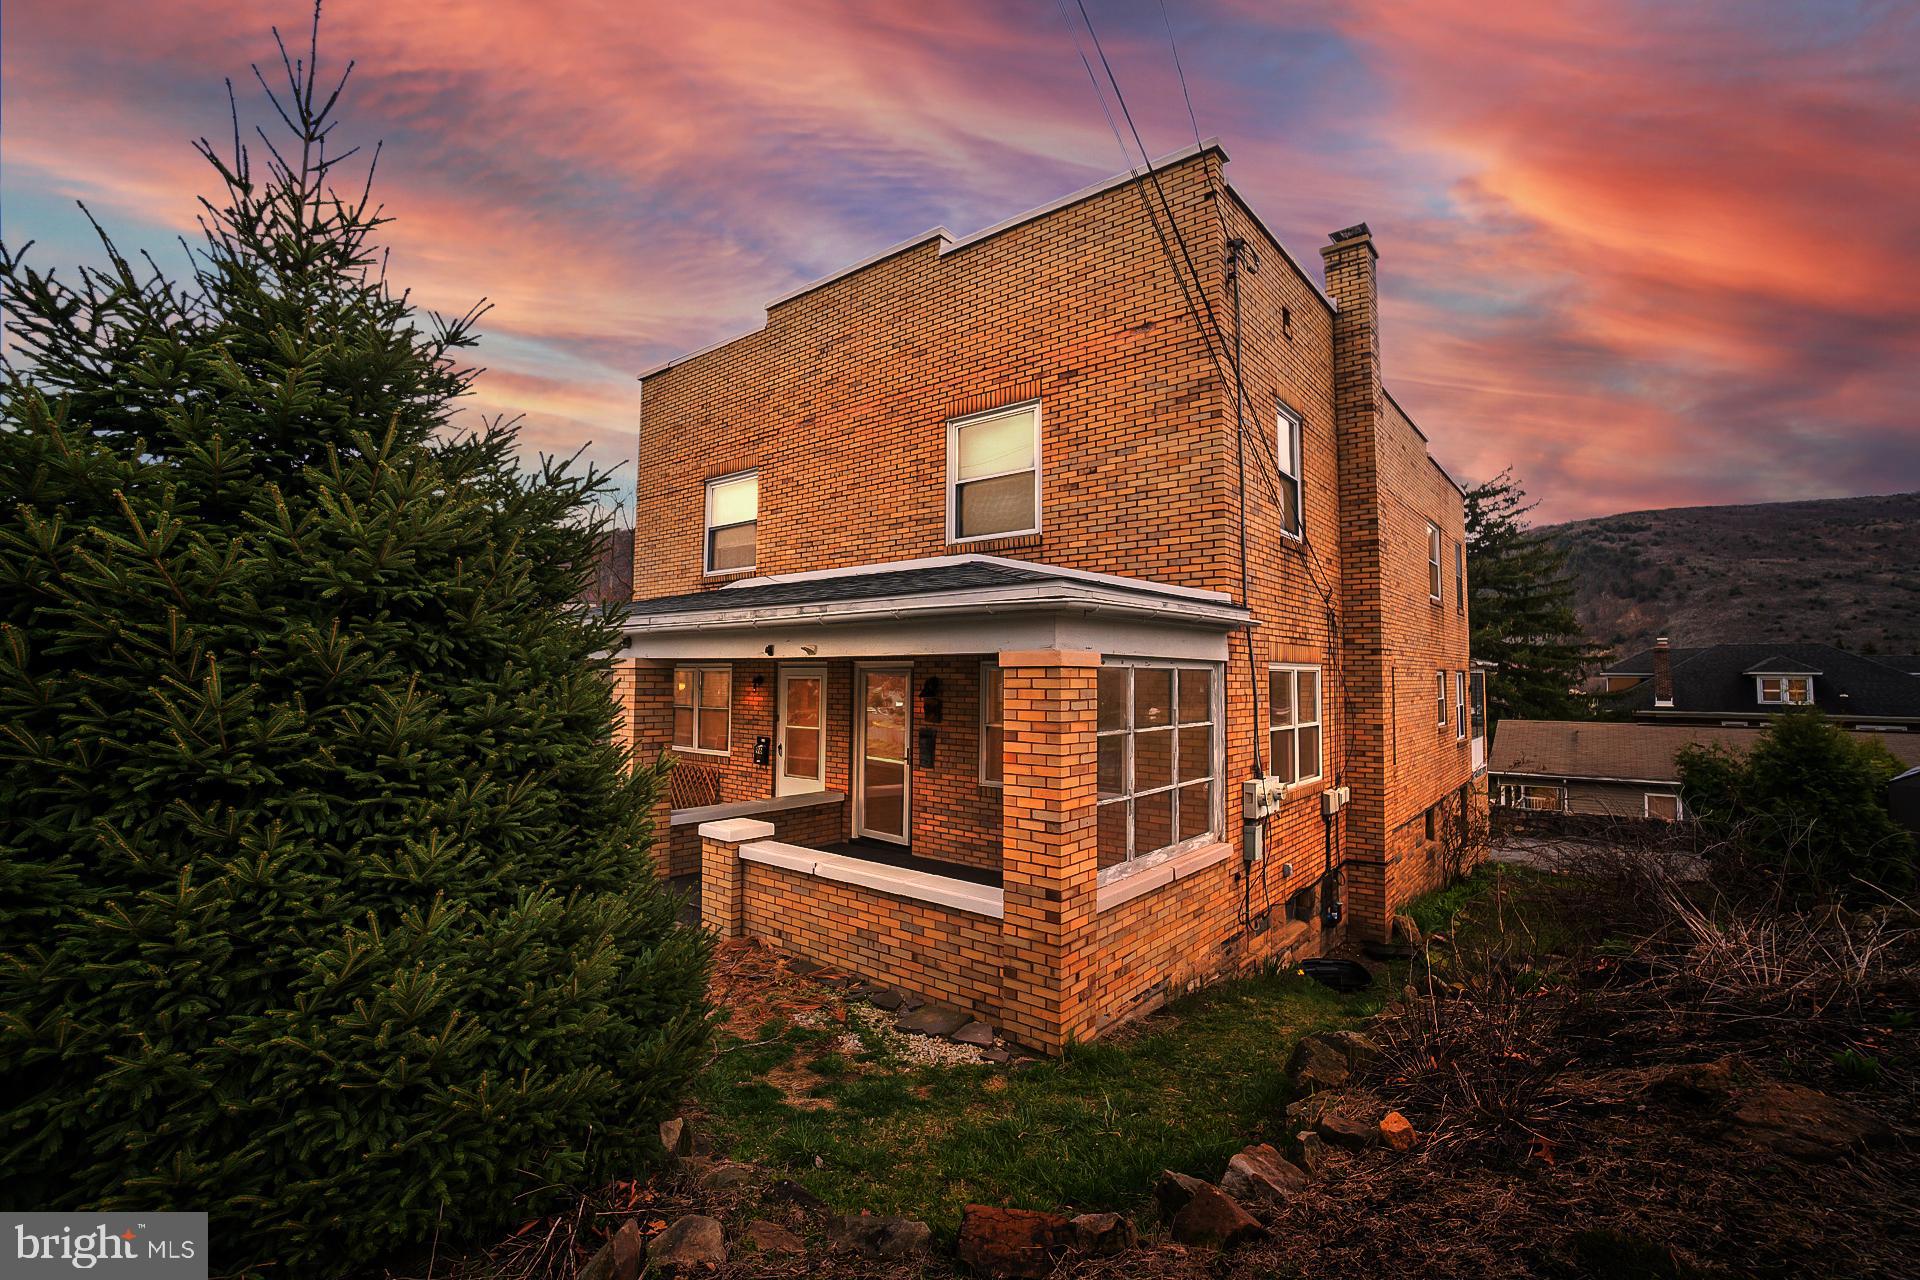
[
  {"left": 869, "top": 988, "right": 905, "bottom": 1011},
  {"left": 739, "top": 1220, "right": 805, "bottom": 1256},
  {"left": 1391, "top": 913, "right": 1425, "bottom": 946},
  {"left": 834, "top": 1213, "right": 932, "bottom": 1260},
  {"left": 983, "top": 1047, "right": 1012, "bottom": 1064},
  {"left": 701, "top": 1161, "right": 754, "bottom": 1189},
  {"left": 1294, "top": 1130, "right": 1327, "bottom": 1177},
  {"left": 1155, "top": 1173, "right": 1264, "bottom": 1249},
  {"left": 1316, "top": 1111, "right": 1378, "bottom": 1149},
  {"left": 1287, "top": 1036, "right": 1351, "bottom": 1094},
  {"left": 766, "top": 1179, "right": 831, "bottom": 1219},
  {"left": 788, "top": 956, "right": 826, "bottom": 977},
  {"left": 672, "top": 1154, "right": 714, "bottom": 1182},
  {"left": 897, "top": 1005, "right": 971, "bottom": 1038},
  {"left": 1219, "top": 1143, "right": 1309, "bottom": 1208},
  {"left": 1729, "top": 1082, "right": 1889, "bottom": 1161},
  {"left": 646, "top": 1216, "right": 726, "bottom": 1276},
  {"left": 1319, "top": 1029, "right": 1382, "bottom": 1070},
  {"left": 1649, "top": 1059, "right": 1735, "bottom": 1106},
  {"left": 1284, "top": 1095, "right": 1330, "bottom": 1127},
  {"left": 577, "top": 1220, "right": 643, "bottom": 1280},
  {"left": 953, "top": 1020, "right": 997, "bottom": 1047},
  {"left": 1070, "top": 1213, "right": 1136, "bottom": 1257},
  {"left": 1379, "top": 1111, "right": 1418, "bottom": 1151},
  {"left": 900, "top": 992, "right": 927, "bottom": 1011},
  {"left": 659, "top": 1115, "right": 711, "bottom": 1159},
  {"left": 956, "top": 1204, "right": 1074, "bottom": 1278}
]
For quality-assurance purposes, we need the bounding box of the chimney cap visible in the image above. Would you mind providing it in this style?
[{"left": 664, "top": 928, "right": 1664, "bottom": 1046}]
[{"left": 1328, "top": 223, "right": 1372, "bottom": 244}]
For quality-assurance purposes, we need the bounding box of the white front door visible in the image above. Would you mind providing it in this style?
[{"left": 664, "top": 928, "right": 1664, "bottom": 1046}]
[
  {"left": 854, "top": 665, "right": 911, "bottom": 844},
  {"left": 776, "top": 666, "right": 827, "bottom": 796}
]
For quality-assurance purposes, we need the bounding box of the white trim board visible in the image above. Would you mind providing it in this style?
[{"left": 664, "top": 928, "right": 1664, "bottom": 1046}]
[{"left": 738, "top": 840, "right": 1004, "bottom": 919}]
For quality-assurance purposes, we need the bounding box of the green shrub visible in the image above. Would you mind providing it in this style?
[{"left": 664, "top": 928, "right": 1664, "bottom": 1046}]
[
  {"left": 1679, "top": 713, "right": 1915, "bottom": 902},
  {"left": 0, "top": 33, "right": 709, "bottom": 1274}
]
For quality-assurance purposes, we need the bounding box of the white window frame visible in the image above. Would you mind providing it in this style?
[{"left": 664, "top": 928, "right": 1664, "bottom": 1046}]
[
  {"left": 673, "top": 664, "right": 732, "bottom": 756},
  {"left": 1267, "top": 663, "right": 1325, "bottom": 786},
  {"left": 1455, "top": 671, "right": 1468, "bottom": 742},
  {"left": 1275, "top": 402, "right": 1304, "bottom": 540},
  {"left": 946, "top": 401, "right": 1041, "bottom": 544},
  {"left": 1755, "top": 675, "right": 1813, "bottom": 705},
  {"left": 1096, "top": 659, "right": 1224, "bottom": 883},
  {"left": 1455, "top": 540, "right": 1466, "bottom": 613},
  {"left": 1436, "top": 670, "right": 1449, "bottom": 729},
  {"left": 979, "top": 661, "right": 1005, "bottom": 787},
  {"left": 1426, "top": 523, "right": 1443, "bottom": 601},
  {"left": 1498, "top": 782, "right": 1564, "bottom": 812},
  {"left": 1644, "top": 792, "right": 1683, "bottom": 821},
  {"left": 703, "top": 470, "right": 758, "bottom": 576}
]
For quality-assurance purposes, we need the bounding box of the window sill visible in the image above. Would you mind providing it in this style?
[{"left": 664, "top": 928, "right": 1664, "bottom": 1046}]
[
  {"left": 1096, "top": 841, "right": 1233, "bottom": 912},
  {"left": 673, "top": 746, "right": 732, "bottom": 758},
  {"left": 945, "top": 531, "right": 1042, "bottom": 555}
]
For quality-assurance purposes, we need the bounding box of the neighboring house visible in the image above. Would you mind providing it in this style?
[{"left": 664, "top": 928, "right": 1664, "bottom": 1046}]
[
  {"left": 1489, "top": 719, "right": 1920, "bottom": 820},
  {"left": 1601, "top": 637, "right": 1920, "bottom": 732},
  {"left": 612, "top": 140, "right": 1483, "bottom": 1053}
]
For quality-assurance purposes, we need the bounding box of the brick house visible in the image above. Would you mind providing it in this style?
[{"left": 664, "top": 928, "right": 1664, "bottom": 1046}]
[
  {"left": 1599, "top": 638, "right": 1920, "bottom": 731},
  {"left": 613, "top": 140, "right": 1483, "bottom": 1052}
]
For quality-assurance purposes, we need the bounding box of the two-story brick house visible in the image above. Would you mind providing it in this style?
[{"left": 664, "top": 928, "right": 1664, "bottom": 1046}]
[{"left": 613, "top": 140, "right": 1483, "bottom": 1052}]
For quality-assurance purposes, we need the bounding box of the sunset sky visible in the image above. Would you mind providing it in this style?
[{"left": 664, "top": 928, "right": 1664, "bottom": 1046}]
[{"left": 4, "top": 0, "right": 1916, "bottom": 523}]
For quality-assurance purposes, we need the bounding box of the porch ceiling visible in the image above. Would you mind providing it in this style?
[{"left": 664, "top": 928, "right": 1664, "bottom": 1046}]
[{"left": 619, "top": 554, "right": 1249, "bottom": 661}]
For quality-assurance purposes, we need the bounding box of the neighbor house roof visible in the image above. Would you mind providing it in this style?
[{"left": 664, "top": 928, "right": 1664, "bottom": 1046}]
[
  {"left": 1490, "top": 719, "right": 1920, "bottom": 784},
  {"left": 1605, "top": 643, "right": 1920, "bottom": 720}
]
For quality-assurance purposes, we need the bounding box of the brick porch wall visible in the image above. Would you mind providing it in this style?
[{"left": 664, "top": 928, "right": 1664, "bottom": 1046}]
[
  {"left": 662, "top": 797, "right": 848, "bottom": 879},
  {"left": 741, "top": 862, "right": 1003, "bottom": 1025}
]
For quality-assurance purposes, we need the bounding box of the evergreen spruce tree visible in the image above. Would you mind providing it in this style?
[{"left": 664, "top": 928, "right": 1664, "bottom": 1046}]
[
  {"left": 0, "top": 23, "right": 709, "bottom": 1273},
  {"left": 1464, "top": 469, "right": 1606, "bottom": 725}
]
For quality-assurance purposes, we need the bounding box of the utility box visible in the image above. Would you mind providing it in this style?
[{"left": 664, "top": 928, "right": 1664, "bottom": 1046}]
[
  {"left": 1320, "top": 785, "right": 1352, "bottom": 816},
  {"left": 1243, "top": 776, "right": 1288, "bottom": 820}
]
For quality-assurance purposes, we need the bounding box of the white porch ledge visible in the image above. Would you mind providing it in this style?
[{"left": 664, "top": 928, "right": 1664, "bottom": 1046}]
[
  {"left": 1097, "top": 841, "right": 1234, "bottom": 912},
  {"left": 672, "top": 790, "right": 845, "bottom": 826},
  {"left": 739, "top": 840, "right": 1005, "bottom": 919}
]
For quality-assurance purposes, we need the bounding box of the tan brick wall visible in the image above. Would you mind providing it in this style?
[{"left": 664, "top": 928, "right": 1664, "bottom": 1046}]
[{"left": 742, "top": 863, "right": 1004, "bottom": 1024}]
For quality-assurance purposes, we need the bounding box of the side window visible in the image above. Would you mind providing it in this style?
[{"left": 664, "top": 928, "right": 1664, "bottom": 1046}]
[
  {"left": 1455, "top": 671, "right": 1467, "bottom": 741},
  {"left": 1267, "top": 665, "right": 1324, "bottom": 783},
  {"left": 673, "top": 665, "right": 732, "bottom": 754},
  {"left": 1095, "top": 664, "right": 1219, "bottom": 874},
  {"left": 1276, "top": 403, "right": 1304, "bottom": 538},
  {"left": 1455, "top": 540, "right": 1465, "bottom": 612},
  {"left": 1436, "top": 670, "right": 1448, "bottom": 729},
  {"left": 979, "top": 663, "right": 1005, "bottom": 786},
  {"left": 704, "top": 471, "right": 758, "bottom": 574},
  {"left": 949, "top": 402, "right": 1040, "bottom": 541},
  {"left": 1426, "top": 523, "right": 1442, "bottom": 601}
]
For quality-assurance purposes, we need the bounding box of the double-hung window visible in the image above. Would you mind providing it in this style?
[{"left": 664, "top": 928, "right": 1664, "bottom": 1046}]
[
  {"left": 949, "top": 402, "right": 1040, "bottom": 541},
  {"left": 979, "top": 664, "right": 1006, "bottom": 786},
  {"left": 1455, "top": 541, "right": 1466, "bottom": 612},
  {"left": 704, "top": 471, "right": 758, "bottom": 574},
  {"left": 1455, "top": 671, "right": 1468, "bottom": 741},
  {"left": 673, "top": 665, "right": 731, "bottom": 754},
  {"left": 1095, "top": 664, "right": 1219, "bottom": 874},
  {"left": 1756, "top": 675, "right": 1813, "bottom": 705},
  {"left": 1276, "top": 403, "right": 1304, "bottom": 538},
  {"left": 1427, "top": 524, "right": 1443, "bottom": 601},
  {"left": 1645, "top": 793, "right": 1682, "bottom": 821},
  {"left": 1268, "top": 664, "right": 1324, "bottom": 784},
  {"left": 1436, "top": 670, "right": 1449, "bottom": 730}
]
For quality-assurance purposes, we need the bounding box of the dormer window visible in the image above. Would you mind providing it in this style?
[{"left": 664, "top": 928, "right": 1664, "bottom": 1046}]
[{"left": 1757, "top": 675, "right": 1813, "bottom": 705}]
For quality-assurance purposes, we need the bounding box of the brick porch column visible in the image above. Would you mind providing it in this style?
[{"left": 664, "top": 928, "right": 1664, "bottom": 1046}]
[
  {"left": 698, "top": 817, "right": 774, "bottom": 938},
  {"left": 617, "top": 658, "right": 679, "bottom": 877},
  {"left": 997, "top": 650, "right": 1101, "bottom": 1054}
]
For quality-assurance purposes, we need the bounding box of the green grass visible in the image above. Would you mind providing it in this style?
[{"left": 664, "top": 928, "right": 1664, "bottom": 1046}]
[{"left": 694, "top": 967, "right": 1384, "bottom": 1234}]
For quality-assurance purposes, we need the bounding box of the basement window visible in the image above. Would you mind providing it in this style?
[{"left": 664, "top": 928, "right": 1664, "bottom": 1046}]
[
  {"left": 1644, "top": 793, "right": 1682, "bottom": 821},
  {"left": 1276, "top": 402, "right": 1304, "bottom": 538},
  {"left": 1096, "top": 663, "right": 1221, "bottom": 876},
  {"left": 1427, "top": 523, "right": 1443, "bottom": 601},
  {"left": 1755, "top": 675, "right": 1813, "bottom": 705},
  {"left": 704, "top": 471, "right": 758, "bottom": 574},
  {"left": 1268, "top": 664, "right": 1324, "bottom": 784},
  {"left": 949, "top": 402, "right": 1040, "bottom": 541},
  {"left": 673, "top": 665, "right": 732, "bottom": 755}
]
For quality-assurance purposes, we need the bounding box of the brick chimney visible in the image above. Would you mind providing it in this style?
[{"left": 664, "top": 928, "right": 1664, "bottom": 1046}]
[
  {"left": 1320, "top": 224, "right": 1390, "bottom": 940},
  {"left": 1652, "top": 635, "right": 1674, "bottom": 707}
]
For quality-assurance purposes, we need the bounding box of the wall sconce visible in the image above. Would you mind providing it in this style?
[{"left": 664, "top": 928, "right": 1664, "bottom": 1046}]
[{"left": 751, "top": 674, "right": 765, "bottom": 690}]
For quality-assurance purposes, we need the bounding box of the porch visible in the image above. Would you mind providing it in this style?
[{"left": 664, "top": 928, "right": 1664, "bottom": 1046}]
[{"left": 615, "top": 555, "right": 1323, "bottom": 1052}]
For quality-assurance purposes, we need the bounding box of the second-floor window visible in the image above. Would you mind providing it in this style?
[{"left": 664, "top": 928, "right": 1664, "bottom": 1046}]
[
  {"left": 1455, "top": 541, "right": 1466, "bottom": 612},
  {"left": 1427, "top": 524, "right": 1443, "bottom": 601},
  {"left": 1276, "top": 403, "right": 1303, "bottom": 538},
  {"left": 705, "top": 471, "right": 758, "bottom": 574},
  {"left": 949, "top": 402, "right": 1040, "bottom": 541}
]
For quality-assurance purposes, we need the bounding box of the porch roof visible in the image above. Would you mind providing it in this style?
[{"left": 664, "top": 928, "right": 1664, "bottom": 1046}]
[{"left": 619, "top": 554, "right": 1249, "bottom": 661}]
